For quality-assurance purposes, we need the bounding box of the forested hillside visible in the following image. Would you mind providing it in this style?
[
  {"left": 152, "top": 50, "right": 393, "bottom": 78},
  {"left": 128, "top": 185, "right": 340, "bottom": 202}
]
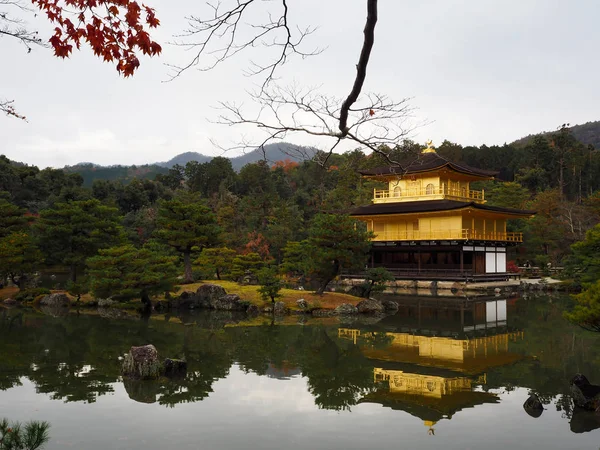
[
  {"left": 59, "top": 142, "right": 316, "bottom": 186},
  {"left": 512, "top": 120, "right": 600, "bottom": 150},
  {"left": 63, "top": 163, "right": 169, "bottom": 187},
  {"left": 1, "top": 125, "right": 600, "bottom": 298},
  {"left": 157, "top": 142, "right": 316, "bottom": 170}
]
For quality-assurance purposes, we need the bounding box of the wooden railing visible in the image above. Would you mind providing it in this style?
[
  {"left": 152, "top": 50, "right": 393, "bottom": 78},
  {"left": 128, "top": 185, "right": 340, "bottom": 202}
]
[
  {"left": 373, "top": 186, "right": 485, "bottom": 203},
  {"left": 371, "top": 229, "right": 522, "bottom": 242}
]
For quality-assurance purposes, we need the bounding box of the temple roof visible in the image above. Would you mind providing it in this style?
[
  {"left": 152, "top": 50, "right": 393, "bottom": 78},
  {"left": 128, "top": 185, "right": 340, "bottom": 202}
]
[
  {"left": 360, "top": 389, "right": 499, "bottom": 422},
  {"left": 350, "top": 199, "right": 535, "bottom": 217},
  {"left": 359, "top": 152, "right": 498, "bottom": 179}
]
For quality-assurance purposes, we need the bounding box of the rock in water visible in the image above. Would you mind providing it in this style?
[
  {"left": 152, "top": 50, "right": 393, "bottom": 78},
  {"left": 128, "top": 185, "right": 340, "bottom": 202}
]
[
  {"left": 570, "top": 406, "right": 600, "bottom": 433},
  {"left": 570, "top": 374, "right": 600, "bottom": 411},
  {"left": 122, "top": 345, "right": 161, "bottom": 379},
  {"left": 334, "top": 303, "right": 358, "bottom": 315},
  {"left": 3, "top": 298, "right": 17, "bottom": 305},
  {"left": 39, "top": 293, "right": 70, "bottom": 307},
  {"left": 356, "top": 298, "right": 385, "bottom": 314},
  {"left": 164, "top": 358, "right": 187, "bottom": 378},
  {"left": 523, "top": 394, "right": 544, "bottom": 418}
]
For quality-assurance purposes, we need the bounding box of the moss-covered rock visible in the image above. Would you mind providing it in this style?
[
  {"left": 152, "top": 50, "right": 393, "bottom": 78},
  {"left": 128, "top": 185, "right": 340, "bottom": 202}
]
[{"left": 122, "top": 344, "right": 162, "bottom": 379}]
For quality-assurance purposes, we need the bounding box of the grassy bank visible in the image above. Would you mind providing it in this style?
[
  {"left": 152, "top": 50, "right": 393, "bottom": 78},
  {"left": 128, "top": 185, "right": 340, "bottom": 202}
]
[
  {"left": 173, "top": 280, "right": 359, "bottom": 312},
  {"left": 4, "top": 280, "right": 359, "bottom": 312}
]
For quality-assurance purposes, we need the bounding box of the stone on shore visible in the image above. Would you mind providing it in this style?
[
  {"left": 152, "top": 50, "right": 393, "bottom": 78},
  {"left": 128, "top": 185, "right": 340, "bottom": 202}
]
[
  {"left": 197, "top": 284, "right": 227, "bottom": 308},
  {"left": 97, "top": 298, "right": 115, "bottom": 307},
  {"left": 356, "top": 298, "right": 385, "bottom": 314},
  {"left": 3, "top": 298, "right": 17, "bottom": 305},
  {"left": 274, "top": 301, "right": 287, "bottom": 315},
  {"left": 39, "top": 293, "right": 70, "bottom": 307},
  {"left": 211, "top": 293, "right": 247, "bottom": 311},
  {"left": 312, "top": 309, "right": 335, "bottom": 317},
  {"left": 296, "top": 298, "right": 308, "bottom": 310},
  {"left": 381, "top": 299, "right": 399, "bottom": 312},
  {"left": 334, "top": 303, "right": 358, "bottom": 315}
]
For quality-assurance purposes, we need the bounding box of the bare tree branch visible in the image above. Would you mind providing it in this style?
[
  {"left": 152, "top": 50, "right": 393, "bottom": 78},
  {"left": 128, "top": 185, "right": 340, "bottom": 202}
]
[
  {"left": 0, "top": 0, "right": 46, "bottom": 51},
  {"left": 212, "top": 81, "right": 415, "bottom": 165},
  {"left": 175, "top": 0, "right": 419, "bottom": 167},
  {"left": 168, "top": 0, "right": 322, "bottom": 90},
  {"left": 1, "top": 99, "right": 27, "bottom": 120}
]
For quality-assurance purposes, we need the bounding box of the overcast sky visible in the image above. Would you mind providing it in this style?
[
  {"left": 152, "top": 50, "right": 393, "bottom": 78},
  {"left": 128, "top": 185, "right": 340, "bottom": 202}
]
[{"left": 1, "top": 0, "right": 599, "bottom": 168}]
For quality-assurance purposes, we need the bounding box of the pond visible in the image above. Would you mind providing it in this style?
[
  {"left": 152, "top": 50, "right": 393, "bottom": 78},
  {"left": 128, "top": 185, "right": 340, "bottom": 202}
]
[{"left": 1, "top": 293, "right": 599, "bottom": 450}]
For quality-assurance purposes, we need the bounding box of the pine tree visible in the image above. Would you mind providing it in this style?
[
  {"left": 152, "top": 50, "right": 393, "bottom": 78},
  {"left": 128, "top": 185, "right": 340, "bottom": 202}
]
[
  {"left": 194, "top": 247, "right": 236, "bottom": 280},
  {"left": 34, "top": 200, "right": 124, "bottom": 282},
  {"left": 0, "top": 232, "right": 42, "bottom": 288},
  {"left": 87, "top": 244, "right": 178, "bottom": 308},
  {"left": 155, "top": 193, "right": 220, "bottom": 283},
  {"left": 305, "top": 214, "right": 372, "bottom": 295}
]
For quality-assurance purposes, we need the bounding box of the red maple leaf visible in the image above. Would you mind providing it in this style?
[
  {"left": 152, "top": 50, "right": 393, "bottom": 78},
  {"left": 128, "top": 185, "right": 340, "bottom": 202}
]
[{"left": 32, "top": 0, "right": 161, "bottom": 76}]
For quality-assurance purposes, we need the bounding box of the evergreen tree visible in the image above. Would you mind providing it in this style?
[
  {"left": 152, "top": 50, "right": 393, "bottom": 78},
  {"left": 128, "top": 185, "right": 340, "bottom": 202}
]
[
  {"left": 0, "top": 232, "right": 42, "bottom": 288},
  {"left": 34, "top": 199, "right": 124, "bottom": 282},
  {"left": 564, "top": 223, "right": 600, "bottom": 283},
  {"left": 257, "top": 266, "right": 283, "bottom": 304},
  {"left": 194, "top": 247, "right": 236, "bottom": 280},
  {"left": 230, "top": 253, "right": 265, "bottom": 282},
  {"left": 564, "top": 280, "right": 600, "bottom": 332},
  {"left": 87, "top": 244, "right": 178, "bottom": 308},
  {"left": 0, "top": 199, "right": 30, "bottom": 237},
  {"left": 155, "top": 193, "right": 220, "bottom": 283},
  {"left": 305, "top": 214, "right": 372, "bottom": 295}
]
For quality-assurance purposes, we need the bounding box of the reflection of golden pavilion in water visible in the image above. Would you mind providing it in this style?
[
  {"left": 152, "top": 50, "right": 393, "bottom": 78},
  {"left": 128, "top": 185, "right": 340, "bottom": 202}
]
[{"left": 340, "top": 297, "right": 524, "bottom": 426}]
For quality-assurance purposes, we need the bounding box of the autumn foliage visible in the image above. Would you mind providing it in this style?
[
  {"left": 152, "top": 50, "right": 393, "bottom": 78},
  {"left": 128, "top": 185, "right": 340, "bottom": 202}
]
[{"left": 32, "top": 0, "right": 162, "bottom": 76}]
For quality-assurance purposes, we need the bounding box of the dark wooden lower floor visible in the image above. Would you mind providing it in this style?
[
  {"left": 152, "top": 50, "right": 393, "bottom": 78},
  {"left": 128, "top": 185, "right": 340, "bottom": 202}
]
[{"left": 353, "top": 241, "right": 518, "bottom": 281}]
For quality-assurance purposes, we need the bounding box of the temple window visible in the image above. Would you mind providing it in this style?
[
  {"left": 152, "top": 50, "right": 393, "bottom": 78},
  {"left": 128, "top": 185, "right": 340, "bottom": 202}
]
[
  {"left": 393, "top": 186, "right": 402, "bottom": 197},
  {"left": 426, "top": 183, "right": 435, "bottom": 195}
]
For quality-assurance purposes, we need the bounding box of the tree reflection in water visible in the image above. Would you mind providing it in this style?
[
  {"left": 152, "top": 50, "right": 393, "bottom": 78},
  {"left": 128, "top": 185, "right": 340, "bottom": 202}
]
[{"left": 1, "top": 293, "right": 600, "bottom": 432}]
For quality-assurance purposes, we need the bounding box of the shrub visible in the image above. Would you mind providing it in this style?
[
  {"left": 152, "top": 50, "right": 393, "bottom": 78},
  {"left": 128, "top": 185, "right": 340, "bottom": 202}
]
[
  {"left": 14, "top": 288, "right": 51, "bottom": 303},
  {"left": 507, "top": 260, "right": 520, "bottom": 273}
]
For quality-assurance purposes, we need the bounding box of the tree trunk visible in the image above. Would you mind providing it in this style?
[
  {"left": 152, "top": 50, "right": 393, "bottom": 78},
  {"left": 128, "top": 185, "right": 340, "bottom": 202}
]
[
  {"left": 316, "top": 260, "right": 340, "bottom": 295},
  {"left": 71, "top": 264, "right": 77, "bottom": 283},
  {"left": 140, "top": 290, "right": 152, "bottom": 312},
  {"left": 559, "top": 158, "right": 564, "bottom": 197},
  {"left": 183, "top": 250, "right": 193, "bottom": 284},
  {"left": 216, "top": 267, "right": 221, "bottom": 280}
]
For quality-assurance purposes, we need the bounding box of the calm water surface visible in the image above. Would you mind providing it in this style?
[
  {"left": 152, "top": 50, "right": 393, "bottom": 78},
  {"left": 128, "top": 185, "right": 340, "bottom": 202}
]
[{"left": 1, "top": 293, "right": 599, "bottom": 449}]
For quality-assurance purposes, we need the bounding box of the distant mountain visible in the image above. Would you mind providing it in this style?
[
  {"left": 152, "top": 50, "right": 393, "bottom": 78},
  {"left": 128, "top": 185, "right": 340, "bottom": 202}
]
[
  {"left": 512, "top": 120, "right": 600, "bottom": 148},
  {"left": 63, "top": 142, "right": 316, "bottom": 186},
  {"left": 158, "top": 142, "right": 316, "bottom": 170},
  {"left": 157, "top": 151, "right": 211, "bottom": 168}
]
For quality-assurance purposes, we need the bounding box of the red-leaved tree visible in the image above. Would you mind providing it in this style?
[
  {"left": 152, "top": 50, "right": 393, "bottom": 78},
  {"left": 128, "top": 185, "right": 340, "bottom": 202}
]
[
  {"left": 2, "top": 0, "right": 161, "bottom": 119},
  {"left": 32, "top": 0, "right": 161, "bottom": 76}
]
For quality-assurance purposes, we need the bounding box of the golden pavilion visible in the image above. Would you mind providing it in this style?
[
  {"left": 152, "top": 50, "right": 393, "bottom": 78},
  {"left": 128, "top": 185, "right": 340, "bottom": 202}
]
[{"left": 350, "top": 142, "right": 535, "bottom": 281}]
